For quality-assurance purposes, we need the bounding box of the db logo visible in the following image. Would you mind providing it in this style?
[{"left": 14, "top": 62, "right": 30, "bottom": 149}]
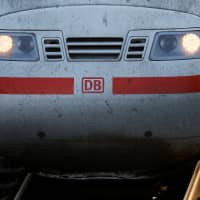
[{"left": 82, "top": 78, "right": 104, "bottom": 93}]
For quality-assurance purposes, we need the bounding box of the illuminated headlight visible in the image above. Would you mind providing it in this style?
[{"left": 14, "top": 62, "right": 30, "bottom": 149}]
[
  {"left": 150, "top": 31, "right": 200, "bottom": 60},
  {"left": 0, "top": 33, "right": 39, "bottom": 61}
]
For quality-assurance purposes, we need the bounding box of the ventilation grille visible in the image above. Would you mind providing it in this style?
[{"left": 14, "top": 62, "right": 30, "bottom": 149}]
[
  {"left": 126, "top": 37, "right": 148, "bottom": 60},
  {"left": 66, "top": 37, "right": 123, "bottom": 61},
  {"left": 43, "top": 38, "right": 64, "bottom": 61}
]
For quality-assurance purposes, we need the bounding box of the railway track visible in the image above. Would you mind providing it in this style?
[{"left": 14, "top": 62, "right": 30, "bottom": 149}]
[
  {"left": 0, "top": 157, "right": 199, "bottom": 200},
  {"left": 0, "top": 157, "right": 25, "bottom": 200}
]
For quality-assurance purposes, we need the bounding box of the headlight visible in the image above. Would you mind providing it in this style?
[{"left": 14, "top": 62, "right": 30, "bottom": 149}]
[
  {"left": 0, "top": 33, "right": 39, "bottom": 61},
  {"left": 150, "top": 31, "right": 200, "bottom": 60}
]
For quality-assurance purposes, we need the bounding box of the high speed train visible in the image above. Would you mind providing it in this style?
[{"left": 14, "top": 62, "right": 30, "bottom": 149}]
[{"left": 0, "top": 0, "right": 200, "bottom": 177}]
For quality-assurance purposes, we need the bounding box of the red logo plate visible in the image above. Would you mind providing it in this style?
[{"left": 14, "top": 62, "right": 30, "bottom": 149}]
[{"left": 82, "top": 78, "right": 104, "bottom": 93}]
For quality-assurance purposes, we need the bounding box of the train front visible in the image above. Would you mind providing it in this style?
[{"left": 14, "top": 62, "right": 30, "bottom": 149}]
[{"left": 0, "top": 3, "right": 200, "bottom": 175}]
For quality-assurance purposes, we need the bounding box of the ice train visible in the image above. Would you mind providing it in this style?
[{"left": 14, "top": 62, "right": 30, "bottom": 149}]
[{"left": 0, "top": 0, "right": 200, "bottom": 176}]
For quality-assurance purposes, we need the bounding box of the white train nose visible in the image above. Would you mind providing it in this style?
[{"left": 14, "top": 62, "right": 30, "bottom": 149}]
[{"left": 0, "top": 5, "right": 200, "bottom": 174}]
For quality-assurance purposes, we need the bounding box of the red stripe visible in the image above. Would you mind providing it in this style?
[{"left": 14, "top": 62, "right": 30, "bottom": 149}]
[
  {"left": 0, "top": 77, "right": 74, "bottom": 94},
  {"left": 113, "top": 75, "right": 200, "bottom": 94}
]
